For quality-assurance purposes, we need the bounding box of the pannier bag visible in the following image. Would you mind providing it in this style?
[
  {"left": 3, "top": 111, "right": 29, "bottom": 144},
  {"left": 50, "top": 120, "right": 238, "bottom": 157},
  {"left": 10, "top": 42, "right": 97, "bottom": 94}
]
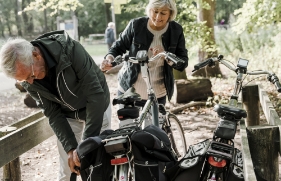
[
  {"left": 131, "top": 124, "right": 177, "bottom": 181},
  {"left": 225, "top": 148, "right": 244, "bottom": 181},
  {"left": 165, "top": 139, "right": 210, "bottom": 181},
  {"left": 70, "top": 130, "right": 115, "bottom": 181}
]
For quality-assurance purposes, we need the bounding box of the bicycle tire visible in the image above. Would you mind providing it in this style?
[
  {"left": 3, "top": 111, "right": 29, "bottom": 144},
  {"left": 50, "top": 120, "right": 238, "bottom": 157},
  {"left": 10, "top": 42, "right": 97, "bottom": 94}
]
[
  {"left": 164, "top": 113, "right": 187, "bottom": 160},
  {"left": 116, "top": 163, "right": 134, "bottom": 181}
]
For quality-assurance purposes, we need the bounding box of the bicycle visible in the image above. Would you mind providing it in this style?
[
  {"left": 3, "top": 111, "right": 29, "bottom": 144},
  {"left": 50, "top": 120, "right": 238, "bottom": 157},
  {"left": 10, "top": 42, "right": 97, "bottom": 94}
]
[
  {"left": 102, "top": 50, "right": 188, "bottom": 181},
  {"left": 171, "top": 55, "right": 281, "bottom": 181}
]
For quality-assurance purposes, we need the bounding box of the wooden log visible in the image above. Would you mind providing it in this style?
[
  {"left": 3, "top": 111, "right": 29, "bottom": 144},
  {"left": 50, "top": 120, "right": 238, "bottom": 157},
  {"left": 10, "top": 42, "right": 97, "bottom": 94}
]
[
  {"left": 242, "top": 85, "right": 260, "bottom": 126},
  {"left": 246, "top": 125, "right": 279, "bottom": 181},
  {"left": 170, "top": 101, "right": 206, "bottom": 114},
  {"left": 171, "top": 78, "right": 213, "bottom": 104}
]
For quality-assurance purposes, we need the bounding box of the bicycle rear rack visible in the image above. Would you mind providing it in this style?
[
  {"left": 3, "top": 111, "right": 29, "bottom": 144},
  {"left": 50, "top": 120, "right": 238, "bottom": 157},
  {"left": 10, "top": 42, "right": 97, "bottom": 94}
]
[{"left": 206, "top": 141, "right": 234, "bottom": 161}]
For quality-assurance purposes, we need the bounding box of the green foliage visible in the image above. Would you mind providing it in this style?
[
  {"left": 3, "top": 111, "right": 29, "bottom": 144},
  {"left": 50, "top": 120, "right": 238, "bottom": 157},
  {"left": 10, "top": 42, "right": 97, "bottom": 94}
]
[
  {"left": 75, "top": 0, "right": 106, "bottom": 37},
  {"left": 177, "top": 0, "right": 217, "bottom": 54},
  {"left": 233, "top": 0, "right": 281, "bottom": 34},
  {"left": 22, "top": 0, "right": 83, "bottom": 16},
  {"left": 215, "top": 0, "right": 246, "bottom": 24},
  {"left": 215, "top": 25, "right": 281, "bottom": 76}
]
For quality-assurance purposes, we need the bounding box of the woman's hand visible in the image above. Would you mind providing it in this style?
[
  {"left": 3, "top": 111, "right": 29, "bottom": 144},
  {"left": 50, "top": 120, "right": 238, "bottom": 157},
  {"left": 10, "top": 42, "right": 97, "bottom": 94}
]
[{"left": 150, "top": 46, "right": 164, "bottom": 56}]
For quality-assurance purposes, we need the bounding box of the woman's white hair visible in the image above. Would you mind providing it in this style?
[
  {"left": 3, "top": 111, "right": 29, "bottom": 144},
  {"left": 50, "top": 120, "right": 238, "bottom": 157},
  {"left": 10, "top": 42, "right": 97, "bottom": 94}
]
[
  {"left": 145, "top": 0, "right": 177, "bottom": 21},
  {"left": 0, "top": 38, "right": 33, "bottom": 78}
]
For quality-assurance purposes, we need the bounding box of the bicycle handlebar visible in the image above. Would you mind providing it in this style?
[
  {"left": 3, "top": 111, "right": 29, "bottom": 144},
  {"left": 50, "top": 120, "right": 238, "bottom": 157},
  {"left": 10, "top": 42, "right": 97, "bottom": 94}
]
[
  {"left": 192, "top": 55, "right": 281, "bottom": 93},
  {"left": 112, "top": 51, "right": 185, "bottom": 67}
]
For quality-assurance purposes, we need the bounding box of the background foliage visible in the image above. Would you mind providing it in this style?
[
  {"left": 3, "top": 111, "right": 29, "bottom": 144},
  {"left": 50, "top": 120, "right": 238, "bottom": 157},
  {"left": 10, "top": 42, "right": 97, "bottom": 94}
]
[{"left": 0, "top": 0, "right": 281, "bottom": 74}]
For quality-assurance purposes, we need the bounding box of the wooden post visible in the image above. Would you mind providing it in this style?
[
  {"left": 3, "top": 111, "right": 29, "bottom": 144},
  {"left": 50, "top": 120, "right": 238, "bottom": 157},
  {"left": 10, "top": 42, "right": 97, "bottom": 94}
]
[
  {"left": 242, "top": 85, "right": 260, "bottom": 126},
  {"left": 3, "top": 157, "right": 21, "bottom": 181},
  {"left": 0, "top": 126, "right": 21, "bottom": 181},
  {"left": 246, "top": 126, "right": 279, "bottom": 181}
]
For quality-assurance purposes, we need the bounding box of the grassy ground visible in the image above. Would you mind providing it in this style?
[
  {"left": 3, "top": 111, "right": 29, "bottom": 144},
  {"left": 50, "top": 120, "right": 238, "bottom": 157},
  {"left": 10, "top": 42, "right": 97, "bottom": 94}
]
[{"left": 83, "top": 43, "right": 108, "bottom": 57}]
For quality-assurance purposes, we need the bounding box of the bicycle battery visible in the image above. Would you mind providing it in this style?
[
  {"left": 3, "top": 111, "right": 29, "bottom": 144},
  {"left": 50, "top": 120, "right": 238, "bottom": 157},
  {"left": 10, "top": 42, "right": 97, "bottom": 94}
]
[{"left": 104, "top": 137, "right": 130, "bottom": 155}]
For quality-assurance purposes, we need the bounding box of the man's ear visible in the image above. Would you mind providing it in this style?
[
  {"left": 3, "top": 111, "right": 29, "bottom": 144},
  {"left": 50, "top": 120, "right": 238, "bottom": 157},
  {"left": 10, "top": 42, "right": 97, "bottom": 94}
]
[{"left": 32, "top": 51, "right": 41, "bottom": 60}]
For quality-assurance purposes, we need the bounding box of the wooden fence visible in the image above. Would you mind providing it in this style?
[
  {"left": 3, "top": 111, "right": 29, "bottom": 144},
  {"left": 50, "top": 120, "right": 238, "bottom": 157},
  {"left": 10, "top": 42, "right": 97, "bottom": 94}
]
[
  {"left": 0, "top": 111, "right": 53, "bottom": 180},
  {"left": 241, "top": 84, "right": 281, "bottom": 181},
  {"left": 0, "top": 84, "right": 280, "bottom": 180}
]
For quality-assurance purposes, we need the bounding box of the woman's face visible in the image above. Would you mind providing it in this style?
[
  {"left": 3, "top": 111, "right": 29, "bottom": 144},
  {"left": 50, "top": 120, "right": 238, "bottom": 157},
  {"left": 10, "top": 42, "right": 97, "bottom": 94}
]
[{"left": 149, "top": 5, "right": 171, "bottom": 30}]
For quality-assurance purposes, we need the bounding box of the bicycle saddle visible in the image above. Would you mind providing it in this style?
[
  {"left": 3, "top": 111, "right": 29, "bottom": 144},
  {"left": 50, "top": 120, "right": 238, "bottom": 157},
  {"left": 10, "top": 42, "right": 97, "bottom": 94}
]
[
  {"left": 113, "top": 87, "right": 141, "bottom": 105},
  {"left": 214, "top": 104, "right": 247, "bottom": 120}
]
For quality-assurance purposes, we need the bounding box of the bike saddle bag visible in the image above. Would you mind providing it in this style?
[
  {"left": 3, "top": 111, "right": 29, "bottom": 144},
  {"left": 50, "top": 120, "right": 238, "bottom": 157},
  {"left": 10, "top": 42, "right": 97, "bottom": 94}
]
[
  {"left": 214, "top": 104, "right": 247, "bottom": 120},
  {"left": 214, "top": 119, "right": 237, "bottom": 139},
  {"left": 117, "top": 106, "right": 139, "bottom": 120}
]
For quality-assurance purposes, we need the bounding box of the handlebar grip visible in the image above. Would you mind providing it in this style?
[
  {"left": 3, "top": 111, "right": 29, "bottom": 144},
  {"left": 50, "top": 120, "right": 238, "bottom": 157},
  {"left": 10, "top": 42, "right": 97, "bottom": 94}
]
[
  {"left": 268, "top": 74, "right": 281, "bottom": 93},
  {"left": 166, "top": 52, "right": 185, "bottom": 67},
  {"left": 111, "top": 55, "right": 123, "bottom": 67},
  {"left": 193, "top": 58, "right": 213, "bottom": 72}
]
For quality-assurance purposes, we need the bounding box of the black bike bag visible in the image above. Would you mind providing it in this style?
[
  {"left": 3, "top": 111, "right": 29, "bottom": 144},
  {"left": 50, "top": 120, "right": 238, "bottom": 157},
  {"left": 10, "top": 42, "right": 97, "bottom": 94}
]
[
  {"left": 117, "top": 106, "right": 139, "bottom": 120},
  {"left": 165, "top": 139, "right": 210, "bottom": 181},
  {"left": 131, "top": 125, "right": 177, "bottom": 181},
  {"left": 214, "top": 104, "right": 247, "bottom": 120}
]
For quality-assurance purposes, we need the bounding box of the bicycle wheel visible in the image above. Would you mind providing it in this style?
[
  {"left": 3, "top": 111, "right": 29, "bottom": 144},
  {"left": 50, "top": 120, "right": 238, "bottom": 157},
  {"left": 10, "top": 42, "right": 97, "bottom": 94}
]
[{"left": 164, "top": 113, "right": 187, "bottom": 160}]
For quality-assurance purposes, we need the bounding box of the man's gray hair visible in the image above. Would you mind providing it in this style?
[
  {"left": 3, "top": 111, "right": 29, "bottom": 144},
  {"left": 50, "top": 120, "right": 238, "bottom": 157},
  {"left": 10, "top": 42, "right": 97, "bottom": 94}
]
[
  {"left": 0, "top": 38, "right": 33, "bottom": 78},
  {"left": 145, "top": 0, "right": 178, "bottom": 21}
]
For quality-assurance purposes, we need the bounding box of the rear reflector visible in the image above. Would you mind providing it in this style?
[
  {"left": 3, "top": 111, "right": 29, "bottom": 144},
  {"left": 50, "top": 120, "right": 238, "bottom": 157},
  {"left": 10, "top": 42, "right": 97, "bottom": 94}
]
[
  {"left": 208, "top": 156, "right": 227, "bottom": 168},
  {"left": 111, "top": 157, "right": 128, "bottom": 165}
]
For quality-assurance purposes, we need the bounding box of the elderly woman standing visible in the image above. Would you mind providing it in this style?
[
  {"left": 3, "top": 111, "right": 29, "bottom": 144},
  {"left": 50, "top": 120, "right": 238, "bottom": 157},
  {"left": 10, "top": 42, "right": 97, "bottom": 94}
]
[{"left": 101, "top": 0, "right": 188, "bottom": 126}]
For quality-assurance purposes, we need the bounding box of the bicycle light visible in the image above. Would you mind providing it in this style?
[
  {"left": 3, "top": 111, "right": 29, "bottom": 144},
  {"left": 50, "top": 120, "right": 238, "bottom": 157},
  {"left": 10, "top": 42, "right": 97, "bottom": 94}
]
[{"left": 208, "top": 156, "right": 227, "bottom": 168}]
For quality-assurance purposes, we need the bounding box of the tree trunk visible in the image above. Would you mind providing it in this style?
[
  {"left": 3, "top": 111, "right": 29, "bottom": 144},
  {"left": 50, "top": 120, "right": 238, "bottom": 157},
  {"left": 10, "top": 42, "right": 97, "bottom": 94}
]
[
  {"left": 22, "top": 0, "right": 34, "bottom": 35},
  {"left": 43, "top": 9, "right": 48, "bottom": 32},
  {"left": 104, "top": 3, "right": 111, "bottom": 24},
  {"left": 0, "top": 19, "right": 4, "bottom": 37},
  {"left": 193, "top": 0, "right": 222, "bottom": 78},
  {"left": 5, "top": 17, "right": 12, "bottom": 36},
  {"left": 14, "top": 0, "right": 22, "bottom": 36}
]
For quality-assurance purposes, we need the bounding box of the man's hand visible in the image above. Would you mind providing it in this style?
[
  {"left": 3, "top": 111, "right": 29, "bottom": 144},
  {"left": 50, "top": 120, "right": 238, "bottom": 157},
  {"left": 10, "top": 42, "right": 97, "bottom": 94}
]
[
  {"left": 68, "top": 149, "right": 80, "bottom": 175},
  {"left": 100, "top": 55, "right": 114, "bottom": 72}
]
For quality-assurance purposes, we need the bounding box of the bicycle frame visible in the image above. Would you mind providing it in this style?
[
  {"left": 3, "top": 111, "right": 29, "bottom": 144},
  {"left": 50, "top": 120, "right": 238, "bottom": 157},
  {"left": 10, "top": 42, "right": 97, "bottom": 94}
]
[{"left": 137, "top": 57, "right": 160, "bottom": 128}]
